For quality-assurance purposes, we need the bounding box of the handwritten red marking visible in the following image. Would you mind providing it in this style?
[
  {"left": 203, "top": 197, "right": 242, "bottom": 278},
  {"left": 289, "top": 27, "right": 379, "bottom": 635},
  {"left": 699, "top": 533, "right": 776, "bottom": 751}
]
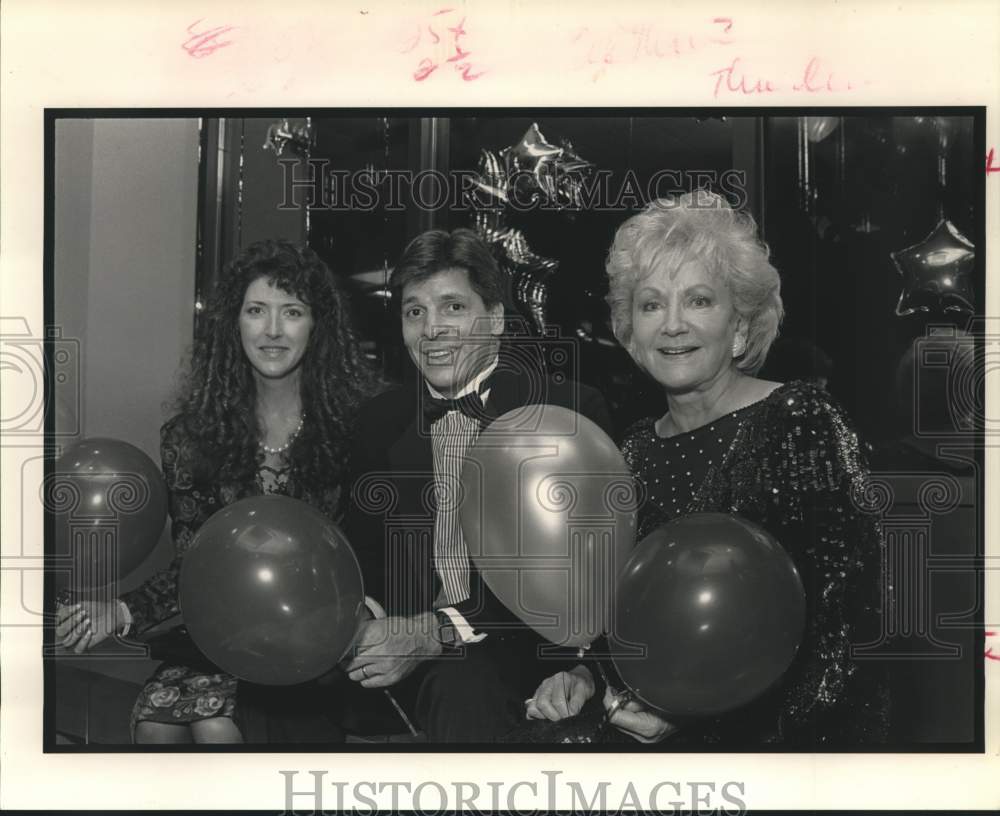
[
  {"left": 987, "top": 148, "right": 1000, "bottom": 174},
  {"left": 573, "top": 19, "right": 734, "bottom": 81},
  {"left": 710, "top": 55, "right": 859, "bottom": 98},
  {"left": 413, "top": 58, "right": 439, "bottom": 82},
  {"left": 457, "top": 63, "right": 487, "bottom": 81},
  {"left": 988, "top": 631, "right": 999, "bottom": 661},
  {"left": 445, "top": 16, "right": 470, "bottom": 61},
  {"left": 182, "top": 19, "right": 235, "bottom": 59},
  {"left": 400, "top": 26, "right": 421, "bottom": 54},
  {"left": 710, "top": 57, "right": 777, "bottom": 98},
  {"left": 792, "top": 57, "right": 853, "bottom": 93},
  {"left": 407, "top": 7, "right": 485, "bottom": 82}
]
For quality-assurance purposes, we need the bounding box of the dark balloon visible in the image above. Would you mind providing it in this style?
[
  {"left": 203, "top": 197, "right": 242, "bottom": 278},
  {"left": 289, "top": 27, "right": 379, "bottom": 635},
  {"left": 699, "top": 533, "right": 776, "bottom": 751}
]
[
  {"left": 892, "top": 219, "right": 975, "bottom": 317},
  {"left": 612, "top": 513, "right": 806, "bottom": 717},
  {"left": 179, "top": 495, "right": 366, "bottom": 685},
  {"left": 48, "top": 438, "right": 168, "bottom": 589},
  {"left": 461, "top": 405, "right": 637, "bottom": 647}
]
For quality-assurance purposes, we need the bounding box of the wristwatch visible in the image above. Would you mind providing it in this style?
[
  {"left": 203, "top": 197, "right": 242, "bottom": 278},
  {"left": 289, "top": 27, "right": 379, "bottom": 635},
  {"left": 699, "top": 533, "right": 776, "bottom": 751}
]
[
  {"left": 434, "top": 609, "right": 459, "bottom": 649},
  {"left": 117, "top": 600, "right": 133, "bottom": 637}
]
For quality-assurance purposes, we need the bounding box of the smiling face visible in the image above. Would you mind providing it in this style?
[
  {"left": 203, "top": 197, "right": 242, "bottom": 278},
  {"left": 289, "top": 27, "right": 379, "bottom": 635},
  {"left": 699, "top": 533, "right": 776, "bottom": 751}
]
[
  {"left": 629, "top": 259, "right": 744, "bottom": 394},
  {"left": 238, "top": 277, "right": 314, "bottom": 383},
  {"left": 400, "top": 267, "right": 504, "bottom": 398}
]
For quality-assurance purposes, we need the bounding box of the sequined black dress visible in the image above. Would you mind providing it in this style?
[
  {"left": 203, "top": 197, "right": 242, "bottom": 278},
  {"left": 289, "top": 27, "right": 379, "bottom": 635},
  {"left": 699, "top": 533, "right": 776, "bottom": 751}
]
[{"left": 616, "top": 380, "right": 888, "bottom": 746}]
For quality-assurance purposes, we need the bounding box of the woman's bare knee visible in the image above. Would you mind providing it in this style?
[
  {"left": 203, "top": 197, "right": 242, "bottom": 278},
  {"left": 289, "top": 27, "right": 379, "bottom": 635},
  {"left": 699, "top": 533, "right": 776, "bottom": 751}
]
[
  {"left": 190, "top": 716, "right": 244, "bottom": 744},
  {"left": 134, "top": 721, "right": 193, "bottom": 744}
]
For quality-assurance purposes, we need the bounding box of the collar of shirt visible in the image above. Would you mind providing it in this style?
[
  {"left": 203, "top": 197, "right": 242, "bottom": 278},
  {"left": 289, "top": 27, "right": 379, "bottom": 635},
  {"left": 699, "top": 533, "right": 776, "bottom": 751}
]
[{"left": 424, "top": 354, "right": 499, "bottom": 406}]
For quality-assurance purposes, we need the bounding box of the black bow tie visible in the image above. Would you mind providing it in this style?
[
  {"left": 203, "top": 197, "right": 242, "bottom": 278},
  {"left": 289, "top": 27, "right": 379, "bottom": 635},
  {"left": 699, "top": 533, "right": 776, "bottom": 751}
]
[{"left": 422, "top": 391, "right": 489, "bottom": 430}]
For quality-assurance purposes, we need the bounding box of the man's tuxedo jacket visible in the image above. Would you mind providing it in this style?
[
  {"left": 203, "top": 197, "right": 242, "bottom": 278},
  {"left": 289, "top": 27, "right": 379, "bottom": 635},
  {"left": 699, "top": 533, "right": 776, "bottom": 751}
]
[{"left": 344, "top": 351, "right": 613, "bottom": 638}]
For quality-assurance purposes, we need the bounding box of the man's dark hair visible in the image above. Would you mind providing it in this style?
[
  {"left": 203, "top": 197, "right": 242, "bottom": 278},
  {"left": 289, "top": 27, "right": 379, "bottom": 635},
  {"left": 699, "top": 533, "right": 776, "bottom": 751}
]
[{"left": 390, "top": 228, "right": 506, "bottom": 309}]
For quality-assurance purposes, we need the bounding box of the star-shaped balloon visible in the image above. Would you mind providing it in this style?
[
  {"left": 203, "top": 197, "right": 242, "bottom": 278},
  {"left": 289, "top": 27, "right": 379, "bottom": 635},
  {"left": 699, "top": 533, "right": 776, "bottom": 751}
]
[
  {"left": 507, "top": 124, "right": 569, "bottom": 209},
  {"left": 505, "top": 123, "right": 563, "bottom": 175},
  {"left": 469, "top": 123, "right": 595, "bottom": 212},
  {"left": 472, "top": 148, "right": 510, "bottom": 208},
  {"left": 804, "top": 115, "right": 840, "bottom": 144},
  {"left": 500, "top": 229, "right": 558, "bottom": 334},
  {"left": 892, "top": 219, "right": 975, "bottom": 317},
  {"left": 467, "top": 124, "right": 597, "bottom": 331}
]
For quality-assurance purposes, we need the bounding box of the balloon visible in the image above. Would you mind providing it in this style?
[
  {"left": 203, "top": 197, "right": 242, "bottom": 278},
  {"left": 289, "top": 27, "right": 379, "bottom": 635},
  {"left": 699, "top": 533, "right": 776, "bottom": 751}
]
[
  {"left": 503, "top": 124, "right": 595, "bottom": 211},
  {"left": 611, "top": 513, "right": 806, "bottom": 717},
  {"left": 892, "top": 219, "right": 975, "bottom": 317},
  {"left": 461, "top": 404, "right": 637, "bottom": 647},
  {"left": 915, "top": 116, "right": 961, "bottom": 151},
  {"left": 499, "top": 229, "right": 559, "bottom": 334},
  {"left": 469, "top": 124, "right": 596, "bottom": 213},
  {"left": 179, "top": 495, "right": 365, "bottom": 685},
  {"left": 467, "top": 124, "right": 596, "bottom": 330},
  {"left": 804, "top": 115, "right": 839, "bottom": 143},
  {"left": 47, "top": 438, "right": 168, "bottom": 589}
]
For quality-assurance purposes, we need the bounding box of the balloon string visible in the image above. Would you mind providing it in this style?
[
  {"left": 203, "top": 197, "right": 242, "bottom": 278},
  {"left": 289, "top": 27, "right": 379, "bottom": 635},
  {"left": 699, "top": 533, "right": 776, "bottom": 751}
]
[
  {"left": 594, "top": 659, "right": 612, "bottom": 691},
  {"left": 579, "top": 643, "right": 632, "bottom": 739},
  {"left": 383, "top": 689, "right": 419, "bottom": 738}
]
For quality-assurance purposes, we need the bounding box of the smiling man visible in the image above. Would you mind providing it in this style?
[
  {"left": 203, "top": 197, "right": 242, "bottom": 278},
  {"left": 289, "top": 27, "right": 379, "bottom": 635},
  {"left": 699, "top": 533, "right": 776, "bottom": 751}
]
[{"left": 343, "top": 228, "right": 612, "bottom": 742}]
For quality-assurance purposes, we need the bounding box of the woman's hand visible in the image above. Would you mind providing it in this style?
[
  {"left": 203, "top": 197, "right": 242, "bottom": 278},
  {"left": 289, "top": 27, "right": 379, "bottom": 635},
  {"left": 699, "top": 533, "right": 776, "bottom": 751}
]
[
  {"left": 604, "top": 686, "right": 678, "bottom": 743},
  {"left": 55, "top": 600, "right": 123, "bottom": 654},
  {"left": 525, "top": 665, "right": 595, "bottom": 721}
]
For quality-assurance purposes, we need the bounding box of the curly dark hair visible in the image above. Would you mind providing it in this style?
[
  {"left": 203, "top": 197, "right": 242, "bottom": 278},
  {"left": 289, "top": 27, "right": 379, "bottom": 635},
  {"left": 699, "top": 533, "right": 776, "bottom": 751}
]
[{"left": 172, "top": 239, "right": 380, "bottom": 498}]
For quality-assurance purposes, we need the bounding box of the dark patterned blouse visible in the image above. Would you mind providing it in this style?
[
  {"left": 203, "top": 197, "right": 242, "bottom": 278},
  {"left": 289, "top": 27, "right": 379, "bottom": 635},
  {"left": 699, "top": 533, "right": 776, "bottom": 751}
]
[
  {"left": 120, "top": 414, "right": 341, "bottom": 733},
  {"left": 618, "top": 380, "right": 889, "bottom": 747}
]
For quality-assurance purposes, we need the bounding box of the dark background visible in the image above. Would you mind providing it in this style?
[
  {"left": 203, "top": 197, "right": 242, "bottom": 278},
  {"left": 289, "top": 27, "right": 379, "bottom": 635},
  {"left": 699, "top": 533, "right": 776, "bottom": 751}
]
[
  {"left": 182, "top": 111, "right": 985, "bottom": 748},
  {"left": 198, "top": 113, "right": 981, "bottom": 446}
]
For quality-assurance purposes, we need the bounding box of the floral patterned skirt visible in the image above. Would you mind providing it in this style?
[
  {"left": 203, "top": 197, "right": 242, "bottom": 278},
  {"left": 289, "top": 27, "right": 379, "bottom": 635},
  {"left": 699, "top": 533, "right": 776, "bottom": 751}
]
[{"left": 130, "top": 663, "right": 238, "bottom": 738}]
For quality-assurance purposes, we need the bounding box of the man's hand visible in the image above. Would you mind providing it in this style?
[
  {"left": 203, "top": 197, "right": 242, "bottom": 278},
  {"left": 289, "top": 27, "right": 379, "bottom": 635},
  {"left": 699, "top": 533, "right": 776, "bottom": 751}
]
[
  {"left": 525, "top": 665, "right": 595, "bottom": 721},
  {"left": 604, "top": 686, "right": 678, "bottom": 743},
  {"left": 343, "top": 612, "right": 443, "bottom": 688}
]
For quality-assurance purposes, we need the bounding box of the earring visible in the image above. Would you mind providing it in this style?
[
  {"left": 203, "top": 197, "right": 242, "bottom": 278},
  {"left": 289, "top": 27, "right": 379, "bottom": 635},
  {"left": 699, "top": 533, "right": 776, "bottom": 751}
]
[{"left": 732, "top": 336, "right": 747, "bottom": 357}]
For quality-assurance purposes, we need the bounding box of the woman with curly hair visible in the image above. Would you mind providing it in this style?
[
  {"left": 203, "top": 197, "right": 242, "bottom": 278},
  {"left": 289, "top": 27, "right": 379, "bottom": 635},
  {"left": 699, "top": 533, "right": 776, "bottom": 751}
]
[{"left": 55, "top": 239, "right": 380, "bottom": 743}]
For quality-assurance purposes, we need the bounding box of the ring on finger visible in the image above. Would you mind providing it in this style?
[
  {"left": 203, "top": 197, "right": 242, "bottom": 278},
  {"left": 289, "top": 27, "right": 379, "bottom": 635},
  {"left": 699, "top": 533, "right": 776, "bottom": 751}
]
[
  {"left": 605, "top": 692, "right": 628, "bottom": 720},
  {"left": 362, "top": 665, "right": 371, "bottom": 679}
]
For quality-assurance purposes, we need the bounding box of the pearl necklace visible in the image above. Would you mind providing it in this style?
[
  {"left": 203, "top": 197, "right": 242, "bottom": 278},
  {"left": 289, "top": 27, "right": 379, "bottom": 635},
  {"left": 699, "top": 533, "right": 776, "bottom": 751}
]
[{"left": 259, "top": 415, "right": 304, "bottom": 456}]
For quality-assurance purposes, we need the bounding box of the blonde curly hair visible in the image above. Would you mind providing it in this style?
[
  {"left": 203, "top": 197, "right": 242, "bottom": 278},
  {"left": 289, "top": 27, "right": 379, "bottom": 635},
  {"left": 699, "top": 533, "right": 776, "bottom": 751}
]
[{"left": 605, "top": 190, "right": 783, "bottom": 375}]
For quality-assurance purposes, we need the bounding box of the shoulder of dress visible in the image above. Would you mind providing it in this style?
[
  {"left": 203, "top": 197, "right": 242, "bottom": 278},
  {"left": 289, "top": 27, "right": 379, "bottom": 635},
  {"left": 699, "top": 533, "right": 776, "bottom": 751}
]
[
  {"left": 750, "top": 380, "right": 870, "bottom": 488},
  {"left": 756, "top": 379, "right": 851, "bottom": 432},
  {"left": 620, "top": 416, "right": 657, "bottom": 456}
]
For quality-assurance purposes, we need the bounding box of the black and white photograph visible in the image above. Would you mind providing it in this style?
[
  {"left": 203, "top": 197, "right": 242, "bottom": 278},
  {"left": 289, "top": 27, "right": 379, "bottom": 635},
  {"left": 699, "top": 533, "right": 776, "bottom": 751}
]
[
  {"left": 2, "top": 2, "right": 998, "bottom": 814},
  {"left": 42, "top": 110, "right": 985, "bottom": 752}
]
